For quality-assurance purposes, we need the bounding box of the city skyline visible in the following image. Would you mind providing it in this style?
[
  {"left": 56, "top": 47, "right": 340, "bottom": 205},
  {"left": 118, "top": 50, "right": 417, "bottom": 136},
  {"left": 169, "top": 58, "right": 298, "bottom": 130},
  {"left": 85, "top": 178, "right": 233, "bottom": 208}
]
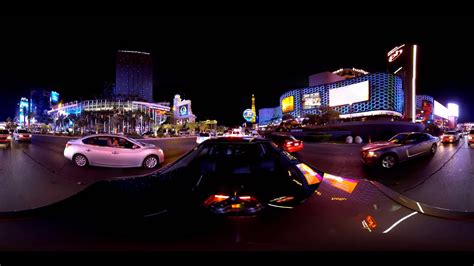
[{"left": 0, "top": 16, "right": 473, "bottom": 125}]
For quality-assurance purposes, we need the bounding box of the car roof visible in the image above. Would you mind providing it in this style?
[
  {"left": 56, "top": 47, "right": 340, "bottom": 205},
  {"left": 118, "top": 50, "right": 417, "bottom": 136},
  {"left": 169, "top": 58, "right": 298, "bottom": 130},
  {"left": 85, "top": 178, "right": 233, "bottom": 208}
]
[
  {"left": 205, "top": 137, "right": 269, "bottom": 144},
  {"left": 82, "top": 134, "right": 134, "bottom": 139}
]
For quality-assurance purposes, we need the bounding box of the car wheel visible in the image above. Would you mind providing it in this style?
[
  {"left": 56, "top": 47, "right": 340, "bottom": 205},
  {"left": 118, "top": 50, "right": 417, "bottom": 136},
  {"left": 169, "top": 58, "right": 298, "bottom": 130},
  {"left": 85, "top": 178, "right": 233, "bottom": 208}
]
[
  {"left": 380, "top": 154, "right": 397, "bottom": 169},
  {"left": 143, "top": 155, "right": 159, "bottom": 169},
  {"left": 73, "top": 154, "right": 88, "bottom": 167},
  {"left": 430, "top": 144, "right": 437, "bottom": 156}
]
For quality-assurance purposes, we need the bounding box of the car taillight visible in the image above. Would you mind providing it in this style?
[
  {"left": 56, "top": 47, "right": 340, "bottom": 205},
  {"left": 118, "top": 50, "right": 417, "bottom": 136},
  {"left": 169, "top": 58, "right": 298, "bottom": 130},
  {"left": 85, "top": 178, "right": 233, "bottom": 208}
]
[
  {"left": 285, "top": 141, "right": 294, "bottom": 146},
  {"left": 203, "top": 194, "right": 229, "bottom": 206}
]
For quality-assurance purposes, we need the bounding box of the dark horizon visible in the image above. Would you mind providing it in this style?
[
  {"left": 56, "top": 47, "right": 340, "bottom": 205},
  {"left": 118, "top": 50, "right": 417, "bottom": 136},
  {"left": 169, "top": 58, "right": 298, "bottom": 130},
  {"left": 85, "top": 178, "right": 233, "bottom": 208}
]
[{"left": 1, "top": 16, "right": 473, "bottom": 125}]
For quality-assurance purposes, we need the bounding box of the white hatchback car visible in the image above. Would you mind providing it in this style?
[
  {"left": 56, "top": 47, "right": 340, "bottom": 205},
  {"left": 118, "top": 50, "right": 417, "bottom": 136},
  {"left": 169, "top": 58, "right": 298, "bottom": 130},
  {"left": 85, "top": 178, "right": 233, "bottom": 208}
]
[{"left": 64, "top": 134, "right": 164, "bottom": 169}]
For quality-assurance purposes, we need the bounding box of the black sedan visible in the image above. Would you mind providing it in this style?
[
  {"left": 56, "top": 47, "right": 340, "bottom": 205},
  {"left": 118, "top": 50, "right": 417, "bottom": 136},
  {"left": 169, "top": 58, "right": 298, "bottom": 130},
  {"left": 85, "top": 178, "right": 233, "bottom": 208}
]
[{"left": 147, "top": 137, "right": 322, "bottom": 215}]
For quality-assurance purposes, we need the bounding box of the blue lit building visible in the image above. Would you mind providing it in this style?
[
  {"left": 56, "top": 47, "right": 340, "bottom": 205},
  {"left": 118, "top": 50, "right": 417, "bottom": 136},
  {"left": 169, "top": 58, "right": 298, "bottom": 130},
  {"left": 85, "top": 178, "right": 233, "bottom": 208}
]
[
  {"left": 16, "top": 97, "right": 29, "bottom": 127},
  {"left": 276, "top": 72, "right": 404, "bottom": 122}
]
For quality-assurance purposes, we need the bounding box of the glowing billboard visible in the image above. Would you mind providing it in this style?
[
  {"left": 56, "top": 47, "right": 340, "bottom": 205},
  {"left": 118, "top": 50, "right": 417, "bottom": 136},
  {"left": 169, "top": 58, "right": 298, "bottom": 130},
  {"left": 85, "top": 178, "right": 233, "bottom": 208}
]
[
  {"left": 281, "top": 96, "right": 294, "bottom": 113},
  {"left": 51, "top": 91, "right": 60, "bottom": 103},
  {"left": 329, "top": 81, "right": 369, "bottom": 107},
  {"left": 302, "top": 92, "right": 321, "bottom": 109},
  {"left": 447, "top": 103, "right": 459, "bottom": 117},
  {"left": 179, "top": 104, "right": 189, "bottom": 116},
  {"left": 434, "top": 100, "right": 449, "bottom": 119}
]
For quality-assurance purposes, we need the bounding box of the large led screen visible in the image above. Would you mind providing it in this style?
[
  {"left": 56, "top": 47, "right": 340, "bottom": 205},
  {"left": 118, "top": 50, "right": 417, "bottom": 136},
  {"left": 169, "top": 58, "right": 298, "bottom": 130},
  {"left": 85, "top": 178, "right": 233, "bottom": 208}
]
[
  {"left": 302, "top": 92, "right": 321, "bottom": 109},
  {"left": 434, "top": 100, "right": 449, "bottom": 119},
  {"left": 329, "top": 81, "right": 369, "bottom": 107},
  {"left": 281, "top": 96, "right": 294, "bottom": 113},
  {"left": 447, "top": 103, "right": 459, "bottom": 117}
]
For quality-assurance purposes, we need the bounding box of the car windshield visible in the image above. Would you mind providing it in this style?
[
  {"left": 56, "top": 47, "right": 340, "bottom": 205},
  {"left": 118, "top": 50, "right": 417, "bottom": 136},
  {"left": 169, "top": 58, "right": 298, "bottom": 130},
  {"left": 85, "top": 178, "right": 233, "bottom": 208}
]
[
  {"left": 388, "top": 133, "right": 409, "bottom": 143},
  {"left": 0, "top": 129, "right": 9, "bottom": 134},
  {"left": 17, "top": 130, "right": 29, "bottom": 133},
  {"left": 445, "top": 131, "right": 456, "bottom": 135},
  {"left": 199, "top": 133, "right": 210, "bottom": 137},
  {"left": 163, "top": 141, "right": 281, "bottom": 175}
]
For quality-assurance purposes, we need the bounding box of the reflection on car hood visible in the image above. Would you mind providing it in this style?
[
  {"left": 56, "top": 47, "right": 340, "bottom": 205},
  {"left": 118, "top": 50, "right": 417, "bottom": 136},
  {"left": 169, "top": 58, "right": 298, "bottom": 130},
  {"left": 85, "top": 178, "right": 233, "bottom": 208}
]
[{"left": 361, "top": 141, "right": 401, "bottom": 151}]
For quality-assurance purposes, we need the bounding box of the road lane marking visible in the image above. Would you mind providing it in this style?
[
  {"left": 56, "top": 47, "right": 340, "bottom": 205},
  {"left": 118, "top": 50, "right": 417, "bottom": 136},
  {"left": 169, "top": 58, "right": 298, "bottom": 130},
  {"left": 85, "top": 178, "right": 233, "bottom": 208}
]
[{"left": 382, "top": 211, "right": 418, "bottom": 234}]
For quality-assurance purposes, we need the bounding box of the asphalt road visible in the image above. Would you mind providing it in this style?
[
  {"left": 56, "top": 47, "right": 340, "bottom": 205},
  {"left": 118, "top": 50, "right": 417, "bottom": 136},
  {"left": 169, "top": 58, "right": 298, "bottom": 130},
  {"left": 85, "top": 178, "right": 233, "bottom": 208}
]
[
  {"left": 0, "top": 135, "right": 197, "bottom": 211},
  {"left": 1, "top": 134, "right": 474, "bottom": 253},
  {"left": 298, "top": 137, "right": 473, "bottom": 210},
  {"left": 1, "top": 134, "right": 472, "bottom": 211}
]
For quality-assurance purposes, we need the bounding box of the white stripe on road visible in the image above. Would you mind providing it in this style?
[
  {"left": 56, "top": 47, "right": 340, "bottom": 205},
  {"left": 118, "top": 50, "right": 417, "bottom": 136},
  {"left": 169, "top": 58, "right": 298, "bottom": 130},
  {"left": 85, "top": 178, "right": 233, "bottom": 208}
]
[{"left": 382, "top": 211, "right": 418, "bottom": 234}]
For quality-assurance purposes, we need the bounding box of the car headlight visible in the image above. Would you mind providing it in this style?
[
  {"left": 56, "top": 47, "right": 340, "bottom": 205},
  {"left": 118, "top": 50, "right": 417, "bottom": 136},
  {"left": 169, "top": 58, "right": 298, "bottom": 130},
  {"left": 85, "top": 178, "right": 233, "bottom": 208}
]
[
  {"left": 7, "top": 136, "right": 11, "bottom": 140},
  {"left": 469, "top": 136, "right": 473, "bottom": 140},
  {"left": 366, "top": 151, "right": 377, "bottom": 157}
]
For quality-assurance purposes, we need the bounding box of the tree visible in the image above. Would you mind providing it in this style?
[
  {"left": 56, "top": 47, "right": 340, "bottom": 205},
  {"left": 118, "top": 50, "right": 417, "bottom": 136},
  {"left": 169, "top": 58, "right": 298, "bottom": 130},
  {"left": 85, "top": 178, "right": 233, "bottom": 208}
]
[
  {"left": 319, "top": 106, "right": 340, "bottom": 125},
  {"left": 303, "top": 114, "right": 320, "bottom": 126}
]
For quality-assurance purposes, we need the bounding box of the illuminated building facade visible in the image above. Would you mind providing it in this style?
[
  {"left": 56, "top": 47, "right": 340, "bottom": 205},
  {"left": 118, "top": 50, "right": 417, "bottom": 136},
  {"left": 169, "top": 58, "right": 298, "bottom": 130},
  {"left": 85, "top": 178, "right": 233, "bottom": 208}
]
[
  {"left": 387, "top": 44, "right": 418, "bottom": 122},
  {"left": 173, "top": 94, "right": 196, "bottom": 125},
  {"left": 115, "top": 50, "right": 153, "bottom": 102},
  {"left": 16, "top": 97, "right": 29, "bottom": 127},
  {"left": 29, "top": 89, "right": 53, "bottom": 123},
  {"left": 47, "top": 100, "right": 170, "bottom": 133},
  {"left": 278, "top": 73, "right": 404, "bottom": 120},
  {"left": 258, "top": 107, "right": 282, "bottom": 127},
  {"left": 251, "top": 94, "right": 256, "bottom": 123}
]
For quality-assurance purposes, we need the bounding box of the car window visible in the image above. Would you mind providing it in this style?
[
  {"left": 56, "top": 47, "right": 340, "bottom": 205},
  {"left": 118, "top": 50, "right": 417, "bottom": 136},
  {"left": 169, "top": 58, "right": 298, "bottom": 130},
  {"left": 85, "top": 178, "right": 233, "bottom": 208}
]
[
  {"left": 0, "top": 130, "right": 9, "bottom": 134},
  {"left": 416, "top": 133, "right": 430, "bottom": 142},
  {"left": 89, "top": 137, "right": 109, "bottom": 147},
  {"left": 389, "top": 133, "right": 409, "bottom": 143},
  {"left": 403, "top": 134, "right": 418, "bottom": 143},
  {"left": 17, "top": 130, "right": 29, "bottom": 133},
  {"left": 82, "top": 137, "right": 94, "bottom": 145},
  {"left": 470, "top": 130, "right": 474, "bottom": 134},
  {"left": 117, "top": 138, "right": 135, "bottom": 149}
]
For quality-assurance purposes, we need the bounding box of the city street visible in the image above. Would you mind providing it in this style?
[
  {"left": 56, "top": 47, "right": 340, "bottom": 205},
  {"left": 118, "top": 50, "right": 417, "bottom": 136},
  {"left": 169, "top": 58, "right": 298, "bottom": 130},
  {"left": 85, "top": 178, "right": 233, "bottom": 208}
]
[
  {"left": 0, "top": 135, "right": 196, "bottom": 211},
  {"left": 298, "top": 137, "right": 473, "bottom": 210},
  {"left": 1, "top": 135, "right": 473, "bottom": 212}
]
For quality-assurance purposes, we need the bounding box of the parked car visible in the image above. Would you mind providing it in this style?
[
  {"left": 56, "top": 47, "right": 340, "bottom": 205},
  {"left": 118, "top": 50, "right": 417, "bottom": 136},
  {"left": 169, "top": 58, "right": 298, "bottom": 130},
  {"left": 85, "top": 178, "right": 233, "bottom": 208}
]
[
  {"left": 13, "top": 129, "right": 32, "bottom": 142},
  {"left": 268, "top": 133, "right": 304, "bottom": 153},
  {"left": 64, "top": 134, "right": 165, "bottom": 169},
  {"left": 196, "top": 132, "right": 211, "bottom": 144},
  {"left": 0, "top": 129, "right": 12, "bottom": 147},
  {"left": 361, "top": 132, "right": 439, "bottom": 169},
  {"left": 468, "top": 130, "right": 474, "bottom": 146},
  {"left": 441, "top": 130, "right": 461, "bottom": 144}
]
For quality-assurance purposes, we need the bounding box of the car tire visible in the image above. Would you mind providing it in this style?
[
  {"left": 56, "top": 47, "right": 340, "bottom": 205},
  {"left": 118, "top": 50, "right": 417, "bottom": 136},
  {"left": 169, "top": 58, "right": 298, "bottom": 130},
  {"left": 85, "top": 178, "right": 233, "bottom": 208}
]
[
  {"left": 143, "top": 155, "right": 159, "bottom": 169},
  {"left": 429, "top": 144, "right": 437, "bottom": 156},
  {"left": 73, "top": 154, "right": 88, "bottom": 167},
  {"left": 380, "top": 153, "right": 398, "bottom": 169}
]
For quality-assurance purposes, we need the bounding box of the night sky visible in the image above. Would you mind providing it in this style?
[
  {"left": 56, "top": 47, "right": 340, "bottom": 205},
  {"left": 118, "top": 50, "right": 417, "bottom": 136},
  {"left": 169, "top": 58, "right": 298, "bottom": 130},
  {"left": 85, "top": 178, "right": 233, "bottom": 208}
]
[{"left": 0, "top": 16, "right": 473, "bottom": 125}]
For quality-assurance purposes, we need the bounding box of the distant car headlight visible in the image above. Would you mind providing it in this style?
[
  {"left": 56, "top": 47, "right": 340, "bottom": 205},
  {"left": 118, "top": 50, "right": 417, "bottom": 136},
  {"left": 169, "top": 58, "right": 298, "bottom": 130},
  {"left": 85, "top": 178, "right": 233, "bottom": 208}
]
[
  {"left": 469, "top": 136, "right": 473, "bottom": 140},
  {"left": 7, "top": 136, "right": 11, "bottom": 140}
]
